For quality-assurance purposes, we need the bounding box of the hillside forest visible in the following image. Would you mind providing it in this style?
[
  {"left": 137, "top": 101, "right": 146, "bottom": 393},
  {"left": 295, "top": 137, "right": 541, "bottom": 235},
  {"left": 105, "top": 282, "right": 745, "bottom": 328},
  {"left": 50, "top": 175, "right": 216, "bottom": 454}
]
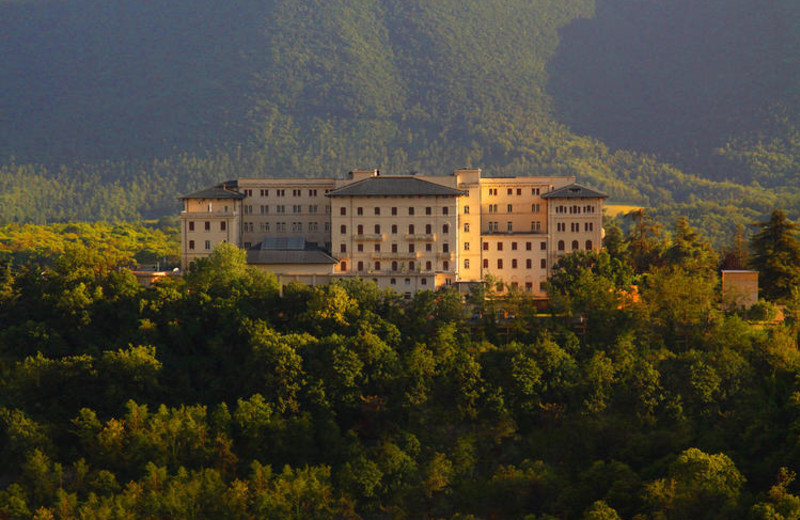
[
  {"left": 0, "top": 209, "right": 799, "bottom": 518},
  {"left": 1, "top": 0, "right": 799, "bottom": 242}
]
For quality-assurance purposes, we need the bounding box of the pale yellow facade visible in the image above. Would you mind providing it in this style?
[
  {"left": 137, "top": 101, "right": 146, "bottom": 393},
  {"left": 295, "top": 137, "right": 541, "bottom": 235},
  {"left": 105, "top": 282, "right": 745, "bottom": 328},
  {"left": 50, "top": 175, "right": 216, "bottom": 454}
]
[{"left": 179, "top": 169, "right": 607, "bottom": 297}]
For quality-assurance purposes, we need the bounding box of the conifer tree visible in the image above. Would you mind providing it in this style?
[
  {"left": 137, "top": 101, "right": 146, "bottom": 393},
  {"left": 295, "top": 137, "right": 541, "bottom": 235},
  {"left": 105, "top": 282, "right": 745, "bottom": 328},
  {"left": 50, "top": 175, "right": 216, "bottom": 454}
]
[{"left": 749, "top": 210, "right": 800, "bottom": 301}]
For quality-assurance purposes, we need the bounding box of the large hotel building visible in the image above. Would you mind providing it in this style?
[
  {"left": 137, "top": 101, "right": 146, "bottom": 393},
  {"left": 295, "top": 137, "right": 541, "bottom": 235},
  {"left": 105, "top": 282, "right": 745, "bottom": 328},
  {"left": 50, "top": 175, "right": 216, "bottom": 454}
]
[{"left": 179, "top": 169, "right": 606, "bottom": 299}]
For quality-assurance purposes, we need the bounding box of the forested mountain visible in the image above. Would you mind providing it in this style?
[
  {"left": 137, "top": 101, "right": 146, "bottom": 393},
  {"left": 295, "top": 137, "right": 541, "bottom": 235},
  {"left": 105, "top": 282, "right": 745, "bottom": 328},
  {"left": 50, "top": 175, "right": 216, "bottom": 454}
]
[{"left": 2, "top": 0, "right": 799, "bottom": 238}]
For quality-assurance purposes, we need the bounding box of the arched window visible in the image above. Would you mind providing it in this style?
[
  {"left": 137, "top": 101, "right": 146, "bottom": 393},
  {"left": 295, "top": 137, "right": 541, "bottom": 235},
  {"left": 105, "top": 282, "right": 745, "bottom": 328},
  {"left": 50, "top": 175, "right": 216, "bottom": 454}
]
[
  {"left": 558, "top": 240, "right": 565, "bottom": 251},
  {"left": 572, "top": 240, "right": 579, "bottom": 250},
  {"left": 585, "top": 240, "right": 593, "bottom": 250}
]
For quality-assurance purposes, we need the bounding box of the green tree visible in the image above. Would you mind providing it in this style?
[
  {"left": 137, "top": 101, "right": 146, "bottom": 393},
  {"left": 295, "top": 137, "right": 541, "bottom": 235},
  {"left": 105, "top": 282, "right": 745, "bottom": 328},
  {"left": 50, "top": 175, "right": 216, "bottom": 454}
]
[{"left": 750, "top": 210, "right": 800, "bottom": 301}]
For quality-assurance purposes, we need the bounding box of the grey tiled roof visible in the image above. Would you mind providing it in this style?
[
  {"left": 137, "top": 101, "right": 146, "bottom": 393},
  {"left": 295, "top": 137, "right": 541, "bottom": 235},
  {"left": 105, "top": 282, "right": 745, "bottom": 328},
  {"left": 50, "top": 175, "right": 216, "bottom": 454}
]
[
  {"left": 246, "top": 238, "right": 337, "bottom": 265},
  {"left": 327, "top": 176, "right": 466, "bottom": 197},
  {"left": 542, "top": 183, "right": 607, "bottom": 199},
  {"left": 179, "top": 186, "right": 244, "bottom": 200}
]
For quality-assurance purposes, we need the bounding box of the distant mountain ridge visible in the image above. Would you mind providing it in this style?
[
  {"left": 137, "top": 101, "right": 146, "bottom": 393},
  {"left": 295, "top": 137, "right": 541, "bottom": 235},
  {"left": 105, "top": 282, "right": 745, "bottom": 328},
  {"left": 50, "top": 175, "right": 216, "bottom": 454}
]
[{"left": 1, "top": 0, "right": 798, "bottom": 238}]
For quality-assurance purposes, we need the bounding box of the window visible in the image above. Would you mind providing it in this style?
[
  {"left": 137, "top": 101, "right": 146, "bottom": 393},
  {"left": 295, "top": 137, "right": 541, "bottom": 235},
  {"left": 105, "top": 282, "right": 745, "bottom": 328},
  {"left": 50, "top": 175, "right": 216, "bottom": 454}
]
[
  {"left": 409, "top": 244, "right": 415, "bottom": 253},
  {"left": 357, "top": 261, "right": 364, "bottom": 271},
  {"left": 392, "top": 207, "right": 397, "bottom": 216},
  {"left": 309, "top": 205, "right": 317, "bottom": 214},
  {"left": 497, "top": 259, "right": 503, "bottom": 269},
  {"left": 464, "top": 205, "right": 470, "bottom": 214},
  {"left": 442, "top": 207, "right": 449, "bottom": 216},
  {"left": 340, "top": 244, "right": 347, "bottom": 253},
  {"left": 497, "top": 242, "right": 503, "bottom": 251},
  {"left": 557, "top": 223, "right": 566, "bottom": 232},
  {"left": 512, "top": 259, "right": 518, "bottom": 268},
  {"left": 293, "top": 189, "right": 301, "bottom": 197},
  {"left": 392, "top": 244, "right": 398, "bottom": 253},
  {"left": 357, "top": 207, "right": 363, "bottom": 216},
  {"left": 409, "top": 207, "right": 415, "bottom": 216},
  {"left": 357, "top": 225, "right": 364, "bottom": 235},
  {"left": 532, "top": 203, "right": 540, "bottom": 213},
  {"left": 511, "top": 242, "right": 518, "bottom": 251},
  {"left": 375, "top": 261, "right": 381, "bottom": 270},
  {"left": 442, "top": 224, "right": 449, "bottom": 234},
  {"left": 189, "top": 240, "right": 195, "bottom": 250},
  {"left": 464, "top": 223, "right": 470, "bottom": 232},
  {"left": 261, "top": 205, "right": 268, "bottom": 214},
  {"left": 540, "top": 281, "right": 547, "bottom": 291},
  {"left": 532, "top": 187, "right": 540, "bottom": 195},
  {"left": 408, "top": 224, "right": 415, "bottom": 234},
  {"left": 421, "top": 278, "right": 427, "bottom": 286},
  {"left": 404, "top": 292, "right": 412, "bottom": 299},
  {"left": 309, "top": 222, "right": 318, "bottom": 231},
  {"left": 526, "top": 242, "right": 532, "bottom": 251},
  {"left": 340, "top": 207, "right": 346, "bottom": 216},
  {"left": 392, "top": 261, "right": 398, "bottom": 271},
  {"left": 507, "top": 188, "right": 513, "bottom": 195},
  {"left": 443, "top": 261, "right": 449, "bottom": 270},
  {"left": 325, "top": 222, "right": 330, "bottom": 232},
  {"left": 357, "top": 244, "right": 364, "bottom": 253},
  {"left": 426, "top": 243, "right": 432, "bottom": 252},
  {"left": 309, "top": 189, "right": 317, "bottom": 196},
  {"left": 489, "top": 204, "right": 497, "bottom": 213},
  {"left": 586, "top": 240, "right": 593, "bottom": 250},
  {"left": 204, "top": 221, "right": 210, "bottom": 231},
  {"left": 426, "top": 224, "right": 432, "bottom": 234},
  {"left": 374, "top": 244, "right": 381, "bottom": 252},
  {"left": 277, "top": 189, "right": 285, "bottom": 197},
  {"left": 572, "top": 240, "right": 579, "bottom": 250},
  {"left": 464, "top": 242, "right": 470, "bottom": 251},
  {"left": 204, "top": 240, "right": 211, "bottom": 250},
  {"left": 531, "top": 221, "right": 541, "bottom": 231},
  {"left": 526, "top": 259, "right": 532, "bottom": 268},
  {"left": 507, "top": 204, "right": 513, "bottom": 212},
  {"left": 293, "top": 205, "right": 301, "bottom": 214},
  {"left": 340, "top": 261, "right": 347, "bottom": 271},
  {"left": 517, "top": 188, "right": 522, "bottom": 195},
  {"left": 507, "top": 222, "right": 513, "bottom": 232},
  {"left": 392, "top": 224, "right": 398, "bottom": 234},
  {"left": 426, "top": 261, "right": 432, "bottom": 270},
  {"left": 526, "top": 282, "right": 533, "bottom": 291},
  {"left": 483, "top": 242, "right": 489, "bottom": 251},
  {"left": 340, "top": 225, "right": 347, "bottom": 234},
  {"left": 277, "top": 205, "right": 285, "bottom": 213},
  {"left": 374, "top": 207, "right": 380, "bottom": 216},
  {"left": 409, "top": 261, "right": 415, "bottom": 271},
  {"left": 189, "top": 221, "right": 195, "bottom": 231},
  {"left": 260, "top": 189, "right": 268, "bottom": 197},
  {"left": 483, "top": 259, "right": 489, "bottom": 268},
  {"left": 558, "top": 240, "right": 565, "bottom": 251},
  {"left": 585, "top": 222, "right": 594, "bottom": 232},
  {"left": 244, "top": 189, "right": 252, "bottom": 197},
  {"left": 426, "top": 207, "right": 432, "bottom": 215},
  {"left": 541, "top": 259, "right": 547, "bottom": 269},
  {"left": 443, "top": 243, "right": 449, "bottom": 253},
  {"left": 220, "top": 221, "right": 226, "bottom": 231},
  {"left": 375, "top": 224, "right": 381, "bottom": 234},
  {"left": 541, "top": 242, "right": 547, "bottom": 250},
  {"left": 391, "top": 277, "right": 396, "bottom": 285},
  {"left": 464, "top": 259, "right": 470, "bottom": 269},
  {"left": 571, "top": 223, "right": 580, "bottom": 232}
]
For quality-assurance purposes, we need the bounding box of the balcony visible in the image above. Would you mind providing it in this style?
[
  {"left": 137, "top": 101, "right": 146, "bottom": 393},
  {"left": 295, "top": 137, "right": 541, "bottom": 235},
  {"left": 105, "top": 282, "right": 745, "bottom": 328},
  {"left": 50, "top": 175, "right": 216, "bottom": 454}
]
[
  {"left": 404, "top": 233, "right": 435, "bottom": 241},
  {"left": 437, "top": 252, "right": 453, "bottom": 261},
  {"left": 372, "top": 252, "right": 419, "bottom": 261},
  {"left": 181, "top": 210, "right": 237, "bottom": 218},
  {"left": 353, "top": 233, "right": 385, "bottom": 242}
]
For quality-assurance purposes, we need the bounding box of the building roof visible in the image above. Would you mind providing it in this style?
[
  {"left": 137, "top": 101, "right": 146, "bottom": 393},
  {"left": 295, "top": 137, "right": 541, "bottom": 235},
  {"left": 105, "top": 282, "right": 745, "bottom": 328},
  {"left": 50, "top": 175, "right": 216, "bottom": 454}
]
[
  {"left": 246, "top": 237, "right": 338, "bottom": 265},
  {"left": 178, "top": 186, "right": 244, "bottom": 200},
  {"left": 541, "top": 183, "right": 607, "bottom": 199},
  {"left": 327, "top": 176, "right": 466, "bottom": 198}
]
